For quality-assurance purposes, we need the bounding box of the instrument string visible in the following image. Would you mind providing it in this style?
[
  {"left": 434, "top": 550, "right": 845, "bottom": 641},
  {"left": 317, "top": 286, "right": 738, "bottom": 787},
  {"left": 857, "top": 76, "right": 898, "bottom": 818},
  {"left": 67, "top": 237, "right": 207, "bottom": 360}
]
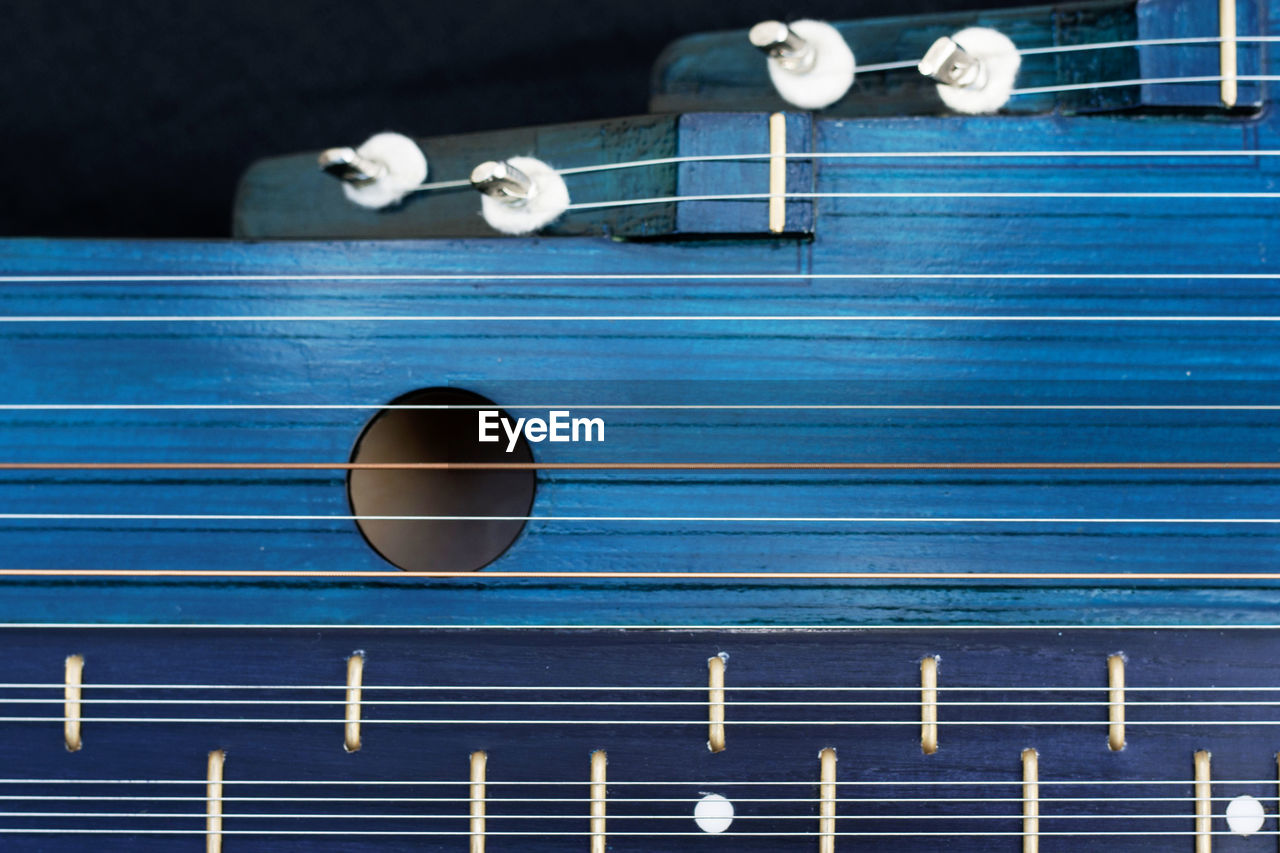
[
  {"left": 417, "top": 146, "right": 1280, "bottom": 193},
  {"left": 1, "top": 569, "right": 1277, "bottom": 580},
  {"left": 3, "top": 697, "right": 1280, "bottom": 708},
  {"left": 566, "top": 188, "right": 1280, "bottom": 212},
  {"left": 404, "top": 36, "right": 1280, "bottom": 192},
  {"left": 4, "top": 272, "right": 1277, "bottom": 282},
  {"left": 0, "top": 513, "right": 1275, "bottom": 523},
  {"left": 0, "top": 683, "right": 1274, "bottom": 691},
  {"left": 0, "top": 811, "right": 1257, "bottom": 821},
  {"left": 2, "top": 778, "right": 1275, "bottom": 786},
  {"left": 0, "top": 404, "right": 1276, "bottom": 411},
  {"left": 0, "top": 829, "right": 1270, "bottom": 837},
  {"left": 15, "top": 314, "right": 1280, "bottom": 322},
  {"left": 0, "top": 795, "right": 1264, "bottom": 803},
  {"left": 0, "top": 717, "right": 1274, "bottom": 725},
  {"left": 1, "top": 462, "right": 1278, "bottom": 472}
]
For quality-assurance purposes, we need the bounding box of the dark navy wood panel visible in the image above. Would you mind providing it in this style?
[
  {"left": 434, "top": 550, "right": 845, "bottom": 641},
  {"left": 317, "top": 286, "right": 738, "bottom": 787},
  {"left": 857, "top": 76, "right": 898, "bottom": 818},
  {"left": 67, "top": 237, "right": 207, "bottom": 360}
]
[{"left": 0, "top": 627, "right": 1277, "bottom": 850}]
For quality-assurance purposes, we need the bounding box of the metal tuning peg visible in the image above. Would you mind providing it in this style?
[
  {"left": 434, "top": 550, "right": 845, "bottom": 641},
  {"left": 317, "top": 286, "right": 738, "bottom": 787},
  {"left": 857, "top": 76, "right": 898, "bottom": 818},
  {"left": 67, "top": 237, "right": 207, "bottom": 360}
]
[
  {"left": 918, "top": 37, "right": 987, "bottom": 89},
  {"left": 317, "top": 146, "right": 388, "bottom": 187},
  {"left": 470, "top": 160, "right": 537, "bottom": 205},
  {"left": 748, "top": 20, "right": 817, "bottom": 74}
]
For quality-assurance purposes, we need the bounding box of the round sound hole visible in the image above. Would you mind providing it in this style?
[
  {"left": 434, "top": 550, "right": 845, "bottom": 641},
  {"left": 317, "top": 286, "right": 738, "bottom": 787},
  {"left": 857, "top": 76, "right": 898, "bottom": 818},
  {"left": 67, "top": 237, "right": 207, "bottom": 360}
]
[{"left": 347, "top": 387, "right": 535, "bottom": 572}]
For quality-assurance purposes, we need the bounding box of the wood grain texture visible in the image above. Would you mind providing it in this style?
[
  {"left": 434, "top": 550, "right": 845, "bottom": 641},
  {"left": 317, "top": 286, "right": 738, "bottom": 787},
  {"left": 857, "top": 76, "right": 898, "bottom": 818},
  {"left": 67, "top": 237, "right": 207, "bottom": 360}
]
[{"left": 3, "top": 1, "right": 1280, "bottom": 626}]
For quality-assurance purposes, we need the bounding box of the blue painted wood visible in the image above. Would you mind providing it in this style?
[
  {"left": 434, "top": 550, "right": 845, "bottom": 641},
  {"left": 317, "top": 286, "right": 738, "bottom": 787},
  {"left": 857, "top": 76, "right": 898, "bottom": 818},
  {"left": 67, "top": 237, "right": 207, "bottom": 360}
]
[
  {"left": 1138, "top": 0, "right": 1265, "bottom": 108},
  {"left": 6, "top": 92, "right": 1280, "bottom": 625},
  {"left": 3, "top": 4, "right": 1280, "bottom": 630},
  {"left": 0, "top": 626, "right": 1275, "bottom": 850},
  {"left": 674, "top": 113, "right": 814, "bottom": 234},
  {"left": 6, "top": 8, "right": 1280, "bottom": 846},
  {"left": 237, "top": 113, "right": 817, "bottom": 240}
]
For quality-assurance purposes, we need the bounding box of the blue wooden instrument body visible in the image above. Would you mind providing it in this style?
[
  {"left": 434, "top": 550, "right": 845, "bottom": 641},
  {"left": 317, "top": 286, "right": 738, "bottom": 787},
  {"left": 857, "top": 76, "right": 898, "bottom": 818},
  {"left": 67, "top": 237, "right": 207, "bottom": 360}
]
[
  {"left": 4, "top": 0, "right": 1280, "bottom": 625},
  {"left": 2, "top": 0, "right": 1280, "bottom": 847}
]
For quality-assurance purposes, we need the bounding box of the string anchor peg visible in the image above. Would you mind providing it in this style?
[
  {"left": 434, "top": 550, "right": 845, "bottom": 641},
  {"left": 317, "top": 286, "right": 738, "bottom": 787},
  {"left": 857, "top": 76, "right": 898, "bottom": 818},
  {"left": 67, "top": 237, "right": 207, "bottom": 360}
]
[
  {"left": 318, "top": 147, "right": 388, "bottom": 187},
  {"left": 748, "top": 21, "right": 817, "bottom": 74},
  {"left": 918, "top": 37, "right": 986, "bottom": 89},
  {"left": 470, "top": 160, "right": 538, "bottom": 205}
]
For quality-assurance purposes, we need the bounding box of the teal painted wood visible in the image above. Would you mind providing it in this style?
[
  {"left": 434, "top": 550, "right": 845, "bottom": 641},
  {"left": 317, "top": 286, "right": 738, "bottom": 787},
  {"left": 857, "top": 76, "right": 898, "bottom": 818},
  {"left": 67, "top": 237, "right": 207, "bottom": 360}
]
[
  {"left": 649, "top": 0, "right": 1265, "bottom": 115},
  {"left": 3, "top": 5, "right": 1279, "bottom": 627}
]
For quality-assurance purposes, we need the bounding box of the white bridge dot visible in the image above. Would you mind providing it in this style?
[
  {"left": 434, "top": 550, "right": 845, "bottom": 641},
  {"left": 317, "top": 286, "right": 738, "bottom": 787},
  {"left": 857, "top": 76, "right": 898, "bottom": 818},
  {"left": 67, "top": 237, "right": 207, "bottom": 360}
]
[
  {"left": 694, "top": 793, "right": 734, "bottom": 833},
  {"left": 1226, "top": 794, "right": 1265, "bottom": 837}
]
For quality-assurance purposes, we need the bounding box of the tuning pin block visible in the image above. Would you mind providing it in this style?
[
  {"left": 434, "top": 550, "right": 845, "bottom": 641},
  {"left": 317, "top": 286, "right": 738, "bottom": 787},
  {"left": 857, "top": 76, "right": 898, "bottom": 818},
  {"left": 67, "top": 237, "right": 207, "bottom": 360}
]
[
  {"left": 470, "top": 156, "right": 569, "bottom": 235},
  {"left": 749, "top": 19, "right": 854, "bottom": 110},
  {"left": 318, "top": 132, "right": 427, "bottom": 209},
  {"left": 919, "top": 28, "right": 1021, "bottom": 115}
]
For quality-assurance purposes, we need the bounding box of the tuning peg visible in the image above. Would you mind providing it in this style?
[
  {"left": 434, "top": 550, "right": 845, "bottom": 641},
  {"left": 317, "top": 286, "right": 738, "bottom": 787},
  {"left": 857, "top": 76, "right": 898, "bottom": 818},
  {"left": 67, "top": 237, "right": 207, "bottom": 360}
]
[
  {"left": 918, "top": 28, "right": 1021, "bottom": 115},
  {"left": 317, "top": 132, "right": 427, "bottom": 209},
  {"left": 318, "top": 147, "right": 388, "bottom": 187},
  {"left": 918, "top": 37, "right": 986, "bottom": 89},
  {"left": 470, "top": 156, "right": 569, "bottom": 235},
  {"left": 747, "top": 19, "right": 854, "bottom": 111},
  {"left": 470, "top": 160, "right": 537, "bottom": 203},
  {"left": 748, "top": 21, "right": 817, "bottom": 74}
]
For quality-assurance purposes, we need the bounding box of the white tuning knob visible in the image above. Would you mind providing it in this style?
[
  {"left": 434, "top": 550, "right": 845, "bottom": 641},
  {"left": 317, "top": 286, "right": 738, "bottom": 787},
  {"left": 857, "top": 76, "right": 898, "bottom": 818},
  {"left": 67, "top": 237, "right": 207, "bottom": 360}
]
[
  {"left": 318, "top": 132, "right": 427, "bottom": 209},
  {"left": 749, "top": 19, "right": 855, "bottom": 110},
  {"left": 919, "top": 27, "right": 1021, "bottom": 114}
]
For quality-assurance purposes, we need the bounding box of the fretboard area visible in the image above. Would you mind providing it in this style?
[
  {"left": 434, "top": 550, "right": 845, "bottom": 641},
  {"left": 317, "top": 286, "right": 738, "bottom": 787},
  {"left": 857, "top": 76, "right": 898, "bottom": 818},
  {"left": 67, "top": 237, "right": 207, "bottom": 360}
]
[{"left": 0, "top": 627, "right": 1275, "bottom": 850}]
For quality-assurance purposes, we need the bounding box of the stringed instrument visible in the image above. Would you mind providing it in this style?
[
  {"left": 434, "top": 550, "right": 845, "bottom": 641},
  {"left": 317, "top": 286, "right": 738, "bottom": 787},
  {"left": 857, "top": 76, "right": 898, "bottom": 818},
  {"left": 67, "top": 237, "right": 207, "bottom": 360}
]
[{"left": 2, "top": 0, "right": 1278, "bottom": 848}]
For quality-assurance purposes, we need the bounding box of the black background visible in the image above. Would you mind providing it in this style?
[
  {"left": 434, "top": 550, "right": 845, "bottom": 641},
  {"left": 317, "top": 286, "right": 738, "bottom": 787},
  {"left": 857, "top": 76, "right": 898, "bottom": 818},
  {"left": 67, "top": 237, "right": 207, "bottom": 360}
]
[{"left": 4, "top": 0, "right": 1028, "bottom": 237}]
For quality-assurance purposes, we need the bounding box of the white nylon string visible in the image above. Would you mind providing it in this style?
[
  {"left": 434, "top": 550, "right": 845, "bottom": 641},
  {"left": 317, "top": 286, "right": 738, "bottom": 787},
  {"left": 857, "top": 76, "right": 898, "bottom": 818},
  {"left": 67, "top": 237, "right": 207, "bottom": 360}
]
[
  {"left": 3, "top": 778, "right": 1276, "bottom": 786},
  {"left": 4, "top": 697, "right": 1277, "bottom": 708},
  {"left": 417, "top": 147, "right": 1280, "bottom": 192},
  {"left": 0, "top": 404, "right": 1277, "bottom": 411},
  {"left": 403, "top": 36, "right": 1280, "bottom": 192},
  {"left": 13, "top": 314, "right": 1280, "bottom": 323},
  {"left": 2, "top": 683, "right": 1280, "bottom": 691},
  {"left": 0, "top": 830, "right": 1272, "bottom": 837},
  {"left": 0, "top": 683, "right": 1274, "bottom": 691},
  {"left": 0, "top": 811, "right": 1255, "bottom": 821},
  {"left": 1014, "top": 74, "right": 1280, "bottom": 96},
  {"left": 0, "top": 717, "right": 1273, "bottom": 725},
  {"left": 2, "top": 273, "right": 1276, "bottom": 282},
  {"left": 566, "top": 189, "right": 1280, "bottom": 212},
  {"left": 0, "top": 513, "right": 1276, "bottom": 522},
  {"left": 0, "top": 795, "right": 1264, "bottom": 804}
]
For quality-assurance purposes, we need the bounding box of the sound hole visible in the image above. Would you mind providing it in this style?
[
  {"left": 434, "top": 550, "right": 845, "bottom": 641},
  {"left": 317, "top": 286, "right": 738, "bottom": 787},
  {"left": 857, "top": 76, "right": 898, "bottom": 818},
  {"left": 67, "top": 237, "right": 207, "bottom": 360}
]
[{"left": 347, "top": 387, "right": 535, "bottom": 572}]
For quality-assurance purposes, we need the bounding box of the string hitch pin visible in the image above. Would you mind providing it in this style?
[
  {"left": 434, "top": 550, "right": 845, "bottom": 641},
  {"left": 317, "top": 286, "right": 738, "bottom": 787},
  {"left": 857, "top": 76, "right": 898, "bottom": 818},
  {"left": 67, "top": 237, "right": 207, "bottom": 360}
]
[
  {"left": 470, "top": 160, "right": 538, "bottom": 204},
  {"left": 749, "top": 21, "right": 817, "bottom": 74},
  {"left": 919, "top": 37, "right": 987, "bottom": 89}
]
